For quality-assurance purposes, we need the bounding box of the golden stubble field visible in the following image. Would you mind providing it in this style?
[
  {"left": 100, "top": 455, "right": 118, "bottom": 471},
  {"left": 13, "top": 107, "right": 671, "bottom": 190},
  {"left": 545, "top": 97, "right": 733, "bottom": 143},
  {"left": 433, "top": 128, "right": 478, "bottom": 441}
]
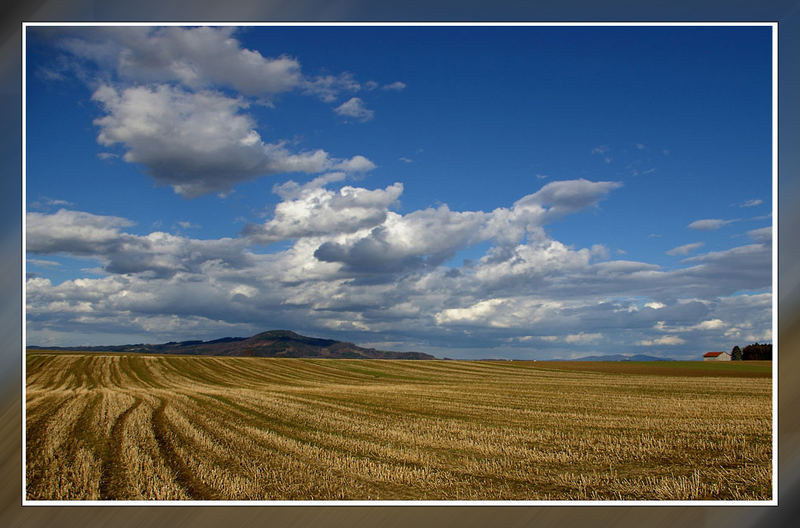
[{"left": 24, "top": 352, "right": 772, "bottom": 501}]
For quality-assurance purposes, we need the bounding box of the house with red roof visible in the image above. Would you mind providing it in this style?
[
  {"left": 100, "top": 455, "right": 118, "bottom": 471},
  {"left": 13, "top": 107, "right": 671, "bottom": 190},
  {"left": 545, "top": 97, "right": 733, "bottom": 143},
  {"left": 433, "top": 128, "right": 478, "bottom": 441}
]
[{"left": 703, "top": 351, "right": 731, "bottom": 361}]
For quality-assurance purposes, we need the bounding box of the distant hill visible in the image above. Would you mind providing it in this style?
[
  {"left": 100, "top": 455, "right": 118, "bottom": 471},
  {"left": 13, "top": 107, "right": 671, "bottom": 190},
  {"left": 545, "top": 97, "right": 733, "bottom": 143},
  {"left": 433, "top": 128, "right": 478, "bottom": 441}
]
[
  {"left": 563, "top": 354, "right": 674, "bottom": 362},
  {"left": 28, "top": 330, "right": 436, "bottom": 360}
]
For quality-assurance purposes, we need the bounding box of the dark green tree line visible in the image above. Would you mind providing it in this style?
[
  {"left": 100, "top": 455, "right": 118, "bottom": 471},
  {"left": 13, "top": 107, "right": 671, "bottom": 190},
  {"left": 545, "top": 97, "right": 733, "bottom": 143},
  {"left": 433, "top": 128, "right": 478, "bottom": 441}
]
[{"left": 730, "top": 343, "right": 771, "bottom": 360}]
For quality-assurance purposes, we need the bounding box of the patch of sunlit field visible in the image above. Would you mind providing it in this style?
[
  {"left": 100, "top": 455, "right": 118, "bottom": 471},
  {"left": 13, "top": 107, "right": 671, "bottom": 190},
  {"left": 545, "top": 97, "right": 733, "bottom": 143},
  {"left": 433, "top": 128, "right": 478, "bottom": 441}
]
[{"left": 25, "top": 352, "right": 772, "bottom": 501}]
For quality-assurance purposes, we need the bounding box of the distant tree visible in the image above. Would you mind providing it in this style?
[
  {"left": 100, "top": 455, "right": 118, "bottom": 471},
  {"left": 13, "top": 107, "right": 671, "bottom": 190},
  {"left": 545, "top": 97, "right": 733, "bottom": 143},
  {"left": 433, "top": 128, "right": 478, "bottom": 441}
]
[
  {"left": 742, "top": 342, "right": 772, "bottom": 360},
  {"left": 731, "top": 345, "right": 743, "bottom": 361}
]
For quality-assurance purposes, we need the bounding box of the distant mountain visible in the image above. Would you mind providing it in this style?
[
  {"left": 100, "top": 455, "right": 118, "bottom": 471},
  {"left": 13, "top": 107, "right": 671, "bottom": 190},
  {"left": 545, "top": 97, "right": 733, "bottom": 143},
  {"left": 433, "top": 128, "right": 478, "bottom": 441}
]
[
  {"left": 566, "top": 354, "right": 674, "bottom": 362},
  {"left": 28, "top": 330, "right": 436, "bottom": 360}
]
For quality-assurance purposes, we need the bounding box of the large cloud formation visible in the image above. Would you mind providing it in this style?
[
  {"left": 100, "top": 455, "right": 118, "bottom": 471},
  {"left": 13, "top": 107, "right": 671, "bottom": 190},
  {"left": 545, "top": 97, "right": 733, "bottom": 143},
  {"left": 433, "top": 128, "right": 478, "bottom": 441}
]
[
  {"left": 26, "top": 177, "right": 772, "bottom": 357},
  {"left": 313, "top": 179, "right": 621, "bottom": 274},
  {"left": 242, "top": 176, "right": 402, "bottom": 243},
  {"left": 61, "top": 26, "right": 365, "bottom": 100},
  {"left": 26, "top": 27, "right": 772, "bottom": 357},
  {"left": 91, "top": 84, "right": 373, "bottom": 197},
  {"left": 53, "top": 26, "right": 390, "bottom": 197}
]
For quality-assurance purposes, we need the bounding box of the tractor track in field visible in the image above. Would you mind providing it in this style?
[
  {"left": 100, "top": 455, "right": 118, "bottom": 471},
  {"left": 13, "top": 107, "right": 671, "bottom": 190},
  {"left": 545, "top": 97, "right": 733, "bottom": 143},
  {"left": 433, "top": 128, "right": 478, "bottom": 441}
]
[{"left": 99, "top": 397, "right": 143, "bottom": 500}]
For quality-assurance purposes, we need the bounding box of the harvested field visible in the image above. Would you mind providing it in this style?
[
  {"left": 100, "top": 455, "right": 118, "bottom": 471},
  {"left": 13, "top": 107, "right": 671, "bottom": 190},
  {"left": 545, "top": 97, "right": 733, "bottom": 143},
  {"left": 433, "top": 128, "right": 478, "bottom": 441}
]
[
  {"left": 533, "top": 360, "right": 773, "bottom": 378},
  {"left": 25, "top": 352, "right": 773, "bottom": 501}
]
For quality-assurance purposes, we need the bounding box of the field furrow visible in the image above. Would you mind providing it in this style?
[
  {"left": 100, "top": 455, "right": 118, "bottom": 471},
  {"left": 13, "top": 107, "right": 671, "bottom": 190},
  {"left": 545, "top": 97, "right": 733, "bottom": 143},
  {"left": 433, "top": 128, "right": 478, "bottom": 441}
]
[{"left": 99, "top": 397, "right": 143, "bottom": 499}]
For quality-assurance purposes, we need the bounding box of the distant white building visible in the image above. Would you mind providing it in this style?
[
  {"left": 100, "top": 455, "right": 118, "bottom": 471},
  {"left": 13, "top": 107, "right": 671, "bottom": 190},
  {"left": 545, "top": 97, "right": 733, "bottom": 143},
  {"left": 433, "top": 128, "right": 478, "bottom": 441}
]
[{"left": 703, "top": 351, "right": 731, "bottom": 361}]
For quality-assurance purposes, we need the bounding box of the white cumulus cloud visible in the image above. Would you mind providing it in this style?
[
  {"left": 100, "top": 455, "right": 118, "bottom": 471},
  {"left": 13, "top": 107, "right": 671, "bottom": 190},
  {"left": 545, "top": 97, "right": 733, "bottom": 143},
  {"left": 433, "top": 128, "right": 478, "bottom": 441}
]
[
  {"left": 314, "top": 179, "right": 621, "bottom": 274},
  {"left": 244, "top": 181, "right": 403, "bottom": 244},
  {"left": 92, "top": 84, "right": 353, "bottom": 197},
  {"left": 64, "top": 26, "right": 303, "bottom": 96},
  {"left": 333, "top": 155, "right": 377, "bottom": 173}
]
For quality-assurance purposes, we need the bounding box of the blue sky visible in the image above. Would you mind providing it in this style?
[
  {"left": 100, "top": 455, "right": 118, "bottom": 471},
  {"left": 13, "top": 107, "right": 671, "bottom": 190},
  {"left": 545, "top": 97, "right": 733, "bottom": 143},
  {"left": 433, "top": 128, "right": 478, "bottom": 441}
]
[{"left": 24, "top": 24, "right": 773, "bottom": 359}]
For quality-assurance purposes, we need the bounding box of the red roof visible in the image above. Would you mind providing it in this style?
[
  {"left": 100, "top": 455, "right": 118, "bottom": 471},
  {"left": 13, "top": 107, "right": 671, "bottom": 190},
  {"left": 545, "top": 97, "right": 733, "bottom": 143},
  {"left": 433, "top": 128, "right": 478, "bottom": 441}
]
[{"left": 703, "top": 351, "right": 726, "bottom": 357}]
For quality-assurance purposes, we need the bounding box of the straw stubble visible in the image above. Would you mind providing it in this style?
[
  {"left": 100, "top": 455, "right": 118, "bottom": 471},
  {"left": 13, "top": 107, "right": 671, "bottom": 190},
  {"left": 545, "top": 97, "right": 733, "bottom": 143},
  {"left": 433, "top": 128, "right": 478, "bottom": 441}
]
[{"left": 25, "top": 353, "right": 772, "bottom": 501}]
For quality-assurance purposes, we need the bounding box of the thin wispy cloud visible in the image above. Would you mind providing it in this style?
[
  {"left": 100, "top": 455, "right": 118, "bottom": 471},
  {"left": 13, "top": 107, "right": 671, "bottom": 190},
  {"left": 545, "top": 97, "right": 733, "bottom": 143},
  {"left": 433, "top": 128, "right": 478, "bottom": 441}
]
[
  {"left": 747, "top": 226, "right": 772, "bottom": 244},
  {"left": 591, "top": 145, "right": 612, "bottom": 164},
  {"left": 303, "top": 72, "right": 361, "bottom": 102},
  {"left": 29, "top": 197, "right": 74, "bottom": 209},
  {"left": 27, "top": 258, "right": 61, "bottom": 268},
  {"left": 382, "top": 81, "right": 406, "bottom": 91},
  {"left": 688, "top": 218, "right": 737, "bottom": 231},
  {"left": 564, "top": 332, "right": 603, "bottom": 344},
  {"left": 637, "top": 336, "right": 686, "bottom": 346},
  {"left": 739, "top": 199, "right": 763, "bottom": 208},
  {"left": 334, "top": 97, "right": 374, "bottom": 122},
  {"left": 666, "top": 242, "right": 704, "bottom": 256}
]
